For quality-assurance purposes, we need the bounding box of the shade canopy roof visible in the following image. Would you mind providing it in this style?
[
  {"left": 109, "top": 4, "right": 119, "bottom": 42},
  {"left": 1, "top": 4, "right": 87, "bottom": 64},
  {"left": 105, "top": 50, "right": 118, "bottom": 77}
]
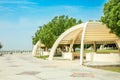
[
  {"left": 60, "top": 22, "right": 119, "bottom": 44},
  {"left": 48, "top": 22, "right": 120, "bottom": 62}
]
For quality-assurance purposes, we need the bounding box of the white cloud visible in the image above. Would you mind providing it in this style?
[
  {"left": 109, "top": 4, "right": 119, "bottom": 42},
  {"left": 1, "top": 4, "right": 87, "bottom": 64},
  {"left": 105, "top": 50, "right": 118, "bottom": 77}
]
[
  {"left": 19, "top": 6, "right": 30, "bottom": 9},
  {"left": 0, "top": 0, "right": 38, "bottom": 4},
  {"left": 0, "top": 6, "right": 16, "bottom": 13},
  {"left": 0, "top": 6, "right": 9, "bottom": 10}
]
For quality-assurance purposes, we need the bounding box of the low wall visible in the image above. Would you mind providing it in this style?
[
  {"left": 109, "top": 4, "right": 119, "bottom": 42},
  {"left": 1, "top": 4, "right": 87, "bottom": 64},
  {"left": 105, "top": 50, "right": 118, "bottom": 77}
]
[
  {"left": 62, "top": 52, "right": 81, "bottom": 60},
  {"left": 86, "top": 53, "right": 120, "bottom": 63},
  {"left": 42, "top": 51, "right": 49, "bottom": 56},
  {"left": 62, "top": 52, "right": 73, "bottom": 60},
  {"left": 37, "top": 51, "right": 49, "bottom": 56}
]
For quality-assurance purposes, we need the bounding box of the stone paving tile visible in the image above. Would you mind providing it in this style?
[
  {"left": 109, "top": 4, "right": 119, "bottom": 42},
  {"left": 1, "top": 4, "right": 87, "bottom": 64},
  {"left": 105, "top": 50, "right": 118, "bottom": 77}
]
[
  {"left": 0, "top": 54, "right": 120, "bottom": 80},
  {"left": 41, "top": 65, "right": 58, "bottom": 68},
  {"left": 16, "top": 71, "right": 40, "bottom": 75},
  {"left": 9, "top": 65, "right": 21, "bottom": 67},
  {"left": 70, "top": 72, "right": 94, "bottom": 78}
]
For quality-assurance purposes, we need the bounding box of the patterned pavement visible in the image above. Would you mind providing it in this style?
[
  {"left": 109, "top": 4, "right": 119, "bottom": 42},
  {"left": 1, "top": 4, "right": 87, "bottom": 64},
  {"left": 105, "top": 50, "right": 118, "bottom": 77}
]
[{"left": 0, "top": 54, "right": 120, "bottom": 80}]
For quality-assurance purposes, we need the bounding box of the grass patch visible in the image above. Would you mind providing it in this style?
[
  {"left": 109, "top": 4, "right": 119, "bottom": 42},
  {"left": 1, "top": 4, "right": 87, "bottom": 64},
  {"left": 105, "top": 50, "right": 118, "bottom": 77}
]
[
  {"left": 35, "top": 55, "right": 49, "bottom": 59},
  {"left": 84, "top": 50, "right": 94, "bottom": 53},
  {"left": 84, "top": 49, "right": 119, "bottom": 53},
  {"left": 92, "top": 66, "right": 120, "bottom": 73},
  {"left": 97, "top": 50, "right": 119, "bottom": 53}
]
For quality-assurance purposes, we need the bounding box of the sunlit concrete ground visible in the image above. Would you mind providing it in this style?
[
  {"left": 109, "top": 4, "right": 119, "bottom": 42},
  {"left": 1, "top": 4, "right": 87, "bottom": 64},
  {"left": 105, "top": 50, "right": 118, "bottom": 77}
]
[{"left": 0, "top": 53, "right": 120, "bottom": 80}]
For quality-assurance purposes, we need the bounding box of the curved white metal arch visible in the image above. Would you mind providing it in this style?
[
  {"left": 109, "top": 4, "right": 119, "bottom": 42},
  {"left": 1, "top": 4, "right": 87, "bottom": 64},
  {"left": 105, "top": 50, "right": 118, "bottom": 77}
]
[
  {"left": 32, "top": 22, "right": 120, "bottom": 65},
  {"left": 32, "top": 41, "right": 41, "bottom": 56},
  {"left": 48, "top": 23, "right": 86, "bottom": 60},
  {"left": 80, "top": 22, "right": 88, "bottom": 65}
]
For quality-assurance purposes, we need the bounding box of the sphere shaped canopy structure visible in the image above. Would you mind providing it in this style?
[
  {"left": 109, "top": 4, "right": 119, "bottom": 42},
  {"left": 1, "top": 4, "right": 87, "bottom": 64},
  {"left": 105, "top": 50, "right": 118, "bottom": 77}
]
[{"left": 48, "top": 22, "right": 120, "bottom": 65}]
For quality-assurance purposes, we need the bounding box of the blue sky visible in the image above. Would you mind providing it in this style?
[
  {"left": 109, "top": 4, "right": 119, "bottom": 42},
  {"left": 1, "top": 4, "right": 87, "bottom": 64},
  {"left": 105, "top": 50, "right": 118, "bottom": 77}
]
[{"left": 0, "top": 0, "right": 107, "bottom": 50}]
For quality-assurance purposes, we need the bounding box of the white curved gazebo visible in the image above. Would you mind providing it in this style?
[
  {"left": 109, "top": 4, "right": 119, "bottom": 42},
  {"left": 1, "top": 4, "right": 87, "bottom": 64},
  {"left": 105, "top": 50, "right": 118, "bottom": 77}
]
[
  {"left": 32, "top": 41, "right": 45, "bottom": 56},
  {"left": 48, "top": 22, "right": 120, "bottom": 65}
]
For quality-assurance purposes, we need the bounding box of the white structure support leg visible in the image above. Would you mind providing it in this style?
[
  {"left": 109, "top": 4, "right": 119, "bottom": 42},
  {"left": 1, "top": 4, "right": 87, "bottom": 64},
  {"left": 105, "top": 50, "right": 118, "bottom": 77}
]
[{"left": 80, "top": 22, "right": 87, "bottom": 65}]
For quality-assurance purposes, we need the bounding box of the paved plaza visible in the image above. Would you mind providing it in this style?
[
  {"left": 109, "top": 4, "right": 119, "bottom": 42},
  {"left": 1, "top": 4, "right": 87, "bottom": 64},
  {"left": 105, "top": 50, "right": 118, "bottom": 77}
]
[{"left": 0, "top": 53, "right": 120, "bottom": 80}]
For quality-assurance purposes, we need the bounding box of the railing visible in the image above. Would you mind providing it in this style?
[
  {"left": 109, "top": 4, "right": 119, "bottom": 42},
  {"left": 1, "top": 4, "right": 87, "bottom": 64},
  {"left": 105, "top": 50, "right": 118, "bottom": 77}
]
[{"left": 0, "top": 50, "right": 32, "bottom": 54}]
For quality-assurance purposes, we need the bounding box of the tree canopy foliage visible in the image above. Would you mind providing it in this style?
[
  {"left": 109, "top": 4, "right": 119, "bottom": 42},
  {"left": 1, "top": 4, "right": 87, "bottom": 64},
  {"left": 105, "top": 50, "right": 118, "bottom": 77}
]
[
  {"left": 32, "top": 15, "right": 82, "bottom": 48},
  {"left": 0, "top": 42, "right": 2, "bottom": 49},
  {"left": 101, "top": 0, "right": 120, "bottom": 37}
]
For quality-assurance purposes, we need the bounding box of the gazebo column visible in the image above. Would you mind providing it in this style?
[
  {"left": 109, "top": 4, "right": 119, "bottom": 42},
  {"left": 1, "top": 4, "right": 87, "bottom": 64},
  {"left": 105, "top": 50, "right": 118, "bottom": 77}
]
[
  {"left": 91, "top": 42, "right": 97, "bottom": 62},
  {"left": 69, "top": 31, "right": 81, "bottom": 52},
  {"left": 93, "top": 42, "right": 97, "bottom": 52},
  {"left": 65, "top": 46, "right": 69, "bottom": 52},
  {"left": 69, "top": 39, "right": 74, "bottom": 52},
  {"left": 69, "top": 40, "right": 74, "bottom": 60},
  {"left": 115, "top": 40, "right": 120, "bottom": 52}
]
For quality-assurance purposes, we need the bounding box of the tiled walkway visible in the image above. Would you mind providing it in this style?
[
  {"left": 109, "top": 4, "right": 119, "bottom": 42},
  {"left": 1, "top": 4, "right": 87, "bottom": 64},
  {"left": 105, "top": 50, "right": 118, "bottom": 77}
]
[{"left": 0, "top": 54, "right": 120, "bottom": 80}]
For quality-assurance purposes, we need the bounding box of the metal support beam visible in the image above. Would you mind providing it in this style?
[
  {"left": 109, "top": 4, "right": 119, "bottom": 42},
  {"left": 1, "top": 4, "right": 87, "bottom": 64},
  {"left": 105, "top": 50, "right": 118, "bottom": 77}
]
[
  {"left": 80, "top": 22, "right": 87, "bottom": 65},
  {"left": 93, "top": 42, "right": 97, "bottom": 52}
]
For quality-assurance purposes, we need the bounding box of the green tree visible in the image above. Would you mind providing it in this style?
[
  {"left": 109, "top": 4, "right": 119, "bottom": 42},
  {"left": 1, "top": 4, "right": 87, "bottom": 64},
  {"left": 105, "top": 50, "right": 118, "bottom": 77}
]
[
  {"left": 0, "top": 42, "right": 2, "bottom": 50},
  {"left": 32, "top": 26, "right": 42, "bottom": 45},
  {"left": 101, "top": 0, "right": 120, "bottom": 37},
  {"left": 32, "top": 15, "right": 82, "bottom": 48}
]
